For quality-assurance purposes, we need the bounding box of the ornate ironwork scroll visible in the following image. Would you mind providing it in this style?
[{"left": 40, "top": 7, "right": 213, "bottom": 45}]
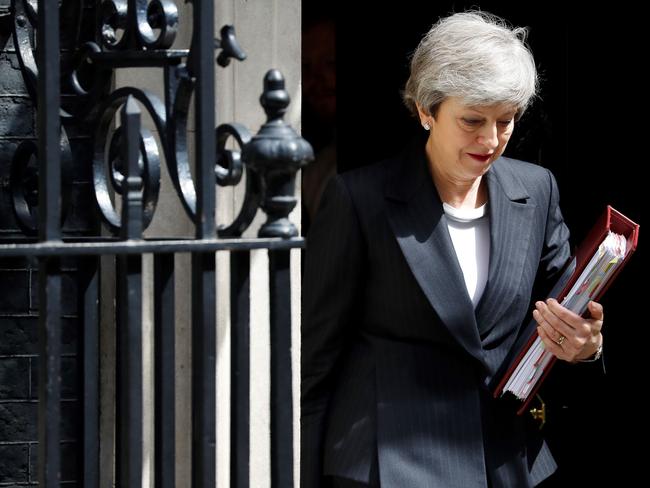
[{"left": 10, "top": 0, "right": 313, "bottom": 238}]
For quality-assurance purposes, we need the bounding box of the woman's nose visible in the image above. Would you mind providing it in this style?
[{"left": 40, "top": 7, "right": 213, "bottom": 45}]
[{"left": 477, "top": 124, "right": 499, "bottom": 149}]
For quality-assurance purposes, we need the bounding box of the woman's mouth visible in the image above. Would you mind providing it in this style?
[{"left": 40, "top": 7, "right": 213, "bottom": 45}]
[{"left": 468, "top": 153, "right": 492, "bottom": 162}]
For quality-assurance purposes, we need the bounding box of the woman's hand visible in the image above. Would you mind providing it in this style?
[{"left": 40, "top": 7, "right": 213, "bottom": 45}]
[{"left": 533, "top": 298, "right": 603, "bottom": 362}]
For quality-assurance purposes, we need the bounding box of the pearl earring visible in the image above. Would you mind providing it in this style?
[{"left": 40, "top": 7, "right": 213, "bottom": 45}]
[{"left": 423, "top": 122, "right": 431, "bottom": 131}]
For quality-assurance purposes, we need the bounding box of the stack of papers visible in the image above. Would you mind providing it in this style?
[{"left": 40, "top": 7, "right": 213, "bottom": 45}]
[{"left": 502, "top": 231, "right": 626, "bottom": 400}]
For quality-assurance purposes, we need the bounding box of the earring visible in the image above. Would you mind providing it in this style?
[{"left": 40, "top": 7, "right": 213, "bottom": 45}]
[{"left": 423, "top": 122, "right": 431, "bottom": 131}]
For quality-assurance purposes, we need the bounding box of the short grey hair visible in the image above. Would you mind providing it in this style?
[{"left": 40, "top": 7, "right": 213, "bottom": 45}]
[{"left": 403, "top": 11, "right": 538, "bottom": 119}]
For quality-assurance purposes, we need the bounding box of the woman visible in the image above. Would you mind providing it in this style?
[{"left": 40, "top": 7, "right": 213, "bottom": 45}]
[{"left": 301, "top": 11, "right": 604, "bottom": 488}]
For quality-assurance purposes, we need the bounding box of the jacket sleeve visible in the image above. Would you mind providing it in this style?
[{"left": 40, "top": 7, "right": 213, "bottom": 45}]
[
  {"left": 534, "top": 168, "right": 572, "bottom": 294},
  {"left": 301, "top": 174, "right": 366, "bottom": 488}
]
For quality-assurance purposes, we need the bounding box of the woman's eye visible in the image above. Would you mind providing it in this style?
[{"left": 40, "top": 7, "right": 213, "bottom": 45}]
[{"left": 461, "top": 118, "right": 512, "bottom": 127}]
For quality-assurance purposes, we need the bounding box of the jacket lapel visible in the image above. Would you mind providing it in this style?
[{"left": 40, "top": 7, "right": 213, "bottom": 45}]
[
  {"left": 384, "top": 143, "right": 485, "bottom": 365},
  {"left": 474, "top": 159, "right": 536, "bottom": 337}
]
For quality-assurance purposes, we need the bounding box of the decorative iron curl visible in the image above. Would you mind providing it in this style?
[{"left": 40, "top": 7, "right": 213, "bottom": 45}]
[
  {"left": 10, "top": 128, "right": 73, "bottom": 235},
  {"left": 167, "top": 64, "right": 196, "bottom": 218},
  {"left": 69, "top": 42, "right": 113, "bottom": 121},
  {"left": 99, "top": 0, "right": 128, "bottom": 49},
  {"left": 167, "top": 19, "right": 247, "bottom": 217},
  {"left": 93, "top": 88, "right": 164, "bottom": 233},
  {"left": 138, "top": 0, "right": 178, "bottom": 49},
  {"left": 100, "top": 0, "right": 178, "bottom": 50},
  {"left": 215, "top": 123, "right": 250, "bottom": 187},
  {"left": 11, "top": 0, "right": 38, "bottom": 103},
  {"left": 214, "top": 123, "right": 260, "bottom": 238},
  {"left": 11, "top": 0, "right": 106, "bottom": 120},
  {"left": 167, "top": 67, "right": 259, "bottom": 236}
]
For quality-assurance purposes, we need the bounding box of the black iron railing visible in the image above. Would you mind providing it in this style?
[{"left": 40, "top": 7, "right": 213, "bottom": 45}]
[{"left": 2, "top": 0, "right": 312, "bottom": 486}]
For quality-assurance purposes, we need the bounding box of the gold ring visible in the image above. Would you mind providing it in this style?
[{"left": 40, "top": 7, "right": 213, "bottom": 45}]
[{"left": 556, "top": 335, "right": 566, "bottom": 346}]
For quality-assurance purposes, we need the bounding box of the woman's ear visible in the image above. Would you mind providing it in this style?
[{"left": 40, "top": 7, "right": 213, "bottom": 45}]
[
  {"left": 415, "top": 103, "right": 433, "bottom": 130},
  {"left": 416, "top": 104, "right": 432, "bottom": 131},
  {"left": 415, "top": 103, "right": 429, "bottom": 124}
]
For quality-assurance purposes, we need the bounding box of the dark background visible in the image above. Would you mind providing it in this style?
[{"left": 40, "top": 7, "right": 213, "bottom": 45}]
[{"left": 306, "top": 1, "right": 646, "bottom": 485}]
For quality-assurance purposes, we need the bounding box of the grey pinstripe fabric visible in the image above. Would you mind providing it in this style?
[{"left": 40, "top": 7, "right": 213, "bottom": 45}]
[{"left": 301, "top": 138, "right": 570, "bottom": 488}]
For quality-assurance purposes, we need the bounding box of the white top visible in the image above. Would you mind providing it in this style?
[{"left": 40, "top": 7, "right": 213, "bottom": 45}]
[{"left": 442, "top": 202, "right": 490, "bottom": 308}]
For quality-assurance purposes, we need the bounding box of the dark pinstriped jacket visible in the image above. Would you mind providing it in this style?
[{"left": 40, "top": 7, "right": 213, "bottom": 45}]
[{"left": 301, "top": 139, "right": 571, "bottom": 488}]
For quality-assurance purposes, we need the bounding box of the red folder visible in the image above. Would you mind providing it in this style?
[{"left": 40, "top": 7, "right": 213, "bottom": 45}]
[{"left": 491, "top": 206, "right": 640, "bottom": 415}]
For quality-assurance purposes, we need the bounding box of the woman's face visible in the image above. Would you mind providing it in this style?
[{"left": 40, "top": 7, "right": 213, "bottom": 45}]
[{"left": 420, "top": 97, "right": 517, "bottom": 182}]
